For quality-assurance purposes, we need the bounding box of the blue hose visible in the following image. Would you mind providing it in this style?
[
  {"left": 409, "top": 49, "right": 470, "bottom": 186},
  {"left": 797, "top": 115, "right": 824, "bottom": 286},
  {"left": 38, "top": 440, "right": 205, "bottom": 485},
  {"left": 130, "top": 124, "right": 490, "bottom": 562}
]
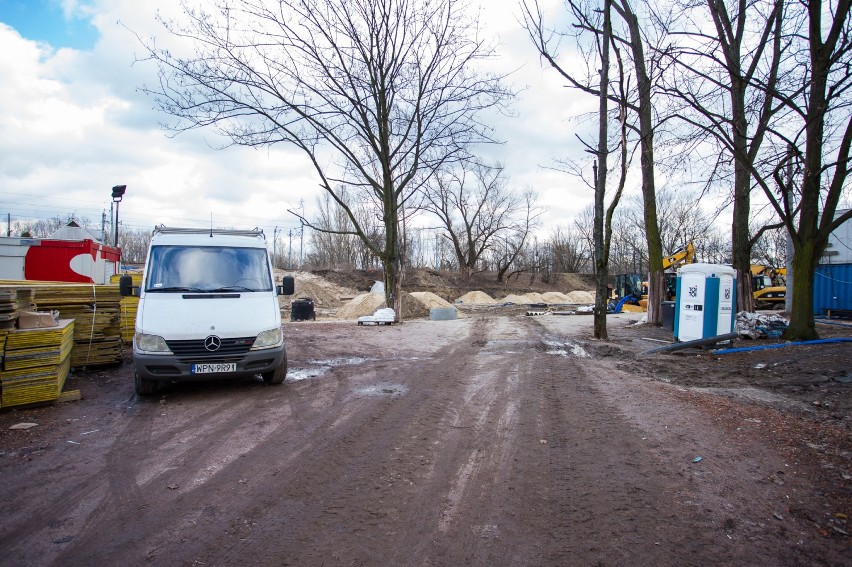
[{"left": 713, "top": 337, "right": 852, "bottom": 355}]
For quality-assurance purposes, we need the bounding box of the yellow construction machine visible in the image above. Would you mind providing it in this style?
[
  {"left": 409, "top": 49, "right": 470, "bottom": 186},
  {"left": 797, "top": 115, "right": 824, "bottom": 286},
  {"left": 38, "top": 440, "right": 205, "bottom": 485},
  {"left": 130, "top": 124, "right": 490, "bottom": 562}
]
[
  {"left": 751, "top": 264, "right": 786, "bottom": 309},
  {"left": 661, "top": 243, "right": 696, "bottom": 300},
  {"left": 609, "top": 242, "right": 696, "bottom": 312}
]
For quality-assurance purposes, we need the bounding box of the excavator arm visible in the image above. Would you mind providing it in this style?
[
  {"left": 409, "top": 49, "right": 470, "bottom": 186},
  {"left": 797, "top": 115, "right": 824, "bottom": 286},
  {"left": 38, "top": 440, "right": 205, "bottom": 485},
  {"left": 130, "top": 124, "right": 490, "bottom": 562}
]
[{"left": 662, "top": 242, "right": 695, "bottom": 270}]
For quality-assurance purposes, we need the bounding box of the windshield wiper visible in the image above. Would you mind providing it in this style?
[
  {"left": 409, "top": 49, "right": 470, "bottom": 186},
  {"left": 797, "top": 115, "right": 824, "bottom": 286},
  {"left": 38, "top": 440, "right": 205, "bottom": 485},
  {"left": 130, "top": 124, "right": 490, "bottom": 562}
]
[
  {"left": 147, "top": 286, "right": 206, "bottom": 293},
  {"left": 209, "top": 286, "right": 257, "bottom": 292}
]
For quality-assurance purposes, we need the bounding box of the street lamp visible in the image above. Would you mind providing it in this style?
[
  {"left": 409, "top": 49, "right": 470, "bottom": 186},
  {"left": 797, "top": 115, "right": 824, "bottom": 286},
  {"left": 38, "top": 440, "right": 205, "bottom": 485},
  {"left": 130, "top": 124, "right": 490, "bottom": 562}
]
[{"left": 111, "top": 184, "right": 126, "bottom": 248}]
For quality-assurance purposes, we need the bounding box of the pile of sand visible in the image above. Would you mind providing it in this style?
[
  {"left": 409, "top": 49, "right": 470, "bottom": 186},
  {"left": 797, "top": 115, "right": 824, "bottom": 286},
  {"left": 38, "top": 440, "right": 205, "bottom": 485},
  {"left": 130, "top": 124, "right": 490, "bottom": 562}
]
[
  {"left": 336, "top": 291, "right": 431, "bottom": 320},
  {"left": 541, "top": 291, "right": 571, "bottom": 303},
  {"left": 499, "top": 293, "right": 541, "bottom": 304},
  {"left": 455, "top": 291, "right": 497, "bottom": 305},
  {"left": 565, "top": 290, "right": 596, "bottom": 303},
  {"left": 410, "top": 292, "right": 454, "bottom": 310},
  {"left": 335, "top": 293, "right": 385, "bottom": 319},
  {"left": 274, "top": 270, "right": 360, "bottom": 308}
]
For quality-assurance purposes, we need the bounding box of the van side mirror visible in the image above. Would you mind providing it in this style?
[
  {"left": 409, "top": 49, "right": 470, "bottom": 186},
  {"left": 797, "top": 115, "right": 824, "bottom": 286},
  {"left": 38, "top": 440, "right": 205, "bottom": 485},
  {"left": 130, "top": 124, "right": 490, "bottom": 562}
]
[
  {"left": 277, "top": 276, "right": 295, "bottom": 296},
  {"left": 119, "top": 274, "right": 137, "bottom": 297},
  {"left": 118, "top": 274, "right": 133, "bottom": 297}
]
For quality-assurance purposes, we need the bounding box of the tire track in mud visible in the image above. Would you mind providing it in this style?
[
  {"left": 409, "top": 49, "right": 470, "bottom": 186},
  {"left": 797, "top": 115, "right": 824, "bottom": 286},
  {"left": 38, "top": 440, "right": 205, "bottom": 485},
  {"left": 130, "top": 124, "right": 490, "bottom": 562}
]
[
  {"left": 400, "top": 316, "right": 554, "bottom": 565},
  {"left": 168, "top": 318, "right": 492, "bottom": 565},
  {"left": 0, "top": 390, "right": 153, "bottom": 564},
  {"left": 526, "top": 320, "right": 730, "bottom": 565},
  {"left": 19, "top": 364, "right": 340, "bottom": 563},
  {"left": 52, "top": 360, "right": 389, "bottom": 564},
  {"left": 51, "top": 387, "right": 278, "bottom": 561}
]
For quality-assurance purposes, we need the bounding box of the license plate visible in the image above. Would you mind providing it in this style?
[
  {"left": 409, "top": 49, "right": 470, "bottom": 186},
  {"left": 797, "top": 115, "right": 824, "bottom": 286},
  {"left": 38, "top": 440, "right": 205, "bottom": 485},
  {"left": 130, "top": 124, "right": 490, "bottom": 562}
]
[{"left": 192, "top": 363, "right": 237, "bottom": 374}]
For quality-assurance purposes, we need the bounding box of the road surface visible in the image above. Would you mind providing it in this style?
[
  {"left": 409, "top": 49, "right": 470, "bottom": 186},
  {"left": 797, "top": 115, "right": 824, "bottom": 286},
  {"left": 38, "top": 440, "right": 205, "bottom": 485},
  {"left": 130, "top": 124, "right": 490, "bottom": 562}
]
[{"left": 0, "top": 314, "right": 845, "bottom": 565}]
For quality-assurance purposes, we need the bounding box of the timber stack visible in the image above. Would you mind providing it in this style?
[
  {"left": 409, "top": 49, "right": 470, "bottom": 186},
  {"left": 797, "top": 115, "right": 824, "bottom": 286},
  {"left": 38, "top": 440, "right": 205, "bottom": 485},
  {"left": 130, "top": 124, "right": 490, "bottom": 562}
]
[
  {"left": 0, "top": 319, "right": 74, "bottom": 408},
  {"left": 0, "top": 280, "right": 123, "bottom": 367}
]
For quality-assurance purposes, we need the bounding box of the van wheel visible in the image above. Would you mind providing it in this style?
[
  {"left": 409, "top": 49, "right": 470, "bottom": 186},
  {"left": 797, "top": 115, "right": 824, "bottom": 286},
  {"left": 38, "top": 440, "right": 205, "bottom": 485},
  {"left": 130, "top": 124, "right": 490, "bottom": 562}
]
[
  {"left": 262, "top": 351, "right": 288, "bottom": 385},
  {"left": 135, "top": 371, "right": 160, "bottom": 396}
]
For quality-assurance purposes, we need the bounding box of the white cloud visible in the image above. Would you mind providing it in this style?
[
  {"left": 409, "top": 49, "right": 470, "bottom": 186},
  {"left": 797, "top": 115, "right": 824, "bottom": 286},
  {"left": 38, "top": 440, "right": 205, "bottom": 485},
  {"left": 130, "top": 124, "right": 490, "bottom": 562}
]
[{"left": 0, "top": 0, "right": 600, "bottom": 241}]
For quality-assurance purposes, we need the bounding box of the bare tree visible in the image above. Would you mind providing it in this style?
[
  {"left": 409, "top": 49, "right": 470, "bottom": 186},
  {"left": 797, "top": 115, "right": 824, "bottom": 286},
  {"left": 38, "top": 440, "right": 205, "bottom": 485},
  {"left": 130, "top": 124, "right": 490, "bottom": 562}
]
[
  {"left": 12, "top": 217, "right": 67, "bottom": 238},
  {"left": 523, "top": 0, "right": 667, "bottom": 325},
  {"left": 492, "top": 190, "right": 541, "bottom": 282},
  {"left": 137, "top": 0, "right": 511, "bottom": 321},
  {"left": 117, "top": 227, "right": 153, "bottom": 264},
  {"left": 307, "top": 189, "right": 383, "bottom": 270},
  {"left": 750, "top": 225, "right": 787, "bottom": 269},
  {"left": 547, "top": 225, "right": 592, "bottom": 273},
  {"left": 425, "top": 162, "right": 534, "bottom": 278},
  {"left": 588, "top": 0, "right": 634, "bottom": 339},
  {"left": 756, "top": 0, "right": 852, "bottom": 339},
  {"left": 659, "top": 0, "right": 786, "bottom": 312}
]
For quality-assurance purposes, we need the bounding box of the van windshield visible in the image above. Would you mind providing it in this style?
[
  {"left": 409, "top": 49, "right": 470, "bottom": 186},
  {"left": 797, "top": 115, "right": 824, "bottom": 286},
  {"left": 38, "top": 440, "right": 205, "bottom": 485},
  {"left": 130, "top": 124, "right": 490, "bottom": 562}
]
[{"left": 145, "top": 245, "right": 272, "bottom": 292}]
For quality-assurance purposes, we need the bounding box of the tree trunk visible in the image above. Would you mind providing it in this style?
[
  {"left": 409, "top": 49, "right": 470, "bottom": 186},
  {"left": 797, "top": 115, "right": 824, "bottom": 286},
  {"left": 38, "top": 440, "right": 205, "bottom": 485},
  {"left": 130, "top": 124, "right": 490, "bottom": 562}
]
[
  {"left": 593, "top": 0, "right": 611, "bottom": 340},
  {"left": 619, "top": 0, "right": 663, "bottom": 324},
  {"left": 383, "top": 190, "right": 402, "bottom": 323},
  {"left": 736, "top": 272, "right": 753, "bottom": 316},
  {"left": 726, "top": 60, "right": 756, "bottom": 314},
  {"left": 785, "top": 240, "right": 818, "bottom": 340}
]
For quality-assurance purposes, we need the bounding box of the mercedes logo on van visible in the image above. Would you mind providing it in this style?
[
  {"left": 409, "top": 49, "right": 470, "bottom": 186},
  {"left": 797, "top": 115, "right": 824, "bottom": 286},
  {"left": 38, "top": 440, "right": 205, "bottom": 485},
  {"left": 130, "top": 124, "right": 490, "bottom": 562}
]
[{"left": 204, "top": 335, "right": 222, "bottom": 351}]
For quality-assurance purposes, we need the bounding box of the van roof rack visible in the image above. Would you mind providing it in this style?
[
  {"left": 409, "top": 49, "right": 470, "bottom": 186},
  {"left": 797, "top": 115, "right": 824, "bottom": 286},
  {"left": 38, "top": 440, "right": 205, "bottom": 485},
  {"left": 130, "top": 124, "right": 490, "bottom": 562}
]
[{"left": 152, "top": 225, "right": 265, "bottom": 239}]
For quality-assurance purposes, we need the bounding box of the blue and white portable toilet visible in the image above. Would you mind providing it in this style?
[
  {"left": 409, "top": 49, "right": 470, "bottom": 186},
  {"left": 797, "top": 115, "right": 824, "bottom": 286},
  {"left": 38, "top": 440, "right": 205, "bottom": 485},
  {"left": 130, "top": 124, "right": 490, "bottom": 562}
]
[{"left": 674, "top": 263, "right": 737, "bottom": 342}]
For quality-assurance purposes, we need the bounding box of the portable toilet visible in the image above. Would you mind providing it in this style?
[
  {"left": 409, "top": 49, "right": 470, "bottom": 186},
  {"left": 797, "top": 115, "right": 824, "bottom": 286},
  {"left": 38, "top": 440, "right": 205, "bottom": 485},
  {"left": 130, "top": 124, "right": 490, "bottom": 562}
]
[{"left": 674, "top": 263, "right": 737, "bottom": 342}]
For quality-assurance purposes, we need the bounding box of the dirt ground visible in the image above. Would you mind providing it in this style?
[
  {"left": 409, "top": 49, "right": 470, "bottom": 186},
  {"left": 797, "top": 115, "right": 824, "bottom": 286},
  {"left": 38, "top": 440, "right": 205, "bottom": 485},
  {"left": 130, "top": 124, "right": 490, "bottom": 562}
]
[{"left": 0, "top": 270, "right": 849, "bottom": 565}]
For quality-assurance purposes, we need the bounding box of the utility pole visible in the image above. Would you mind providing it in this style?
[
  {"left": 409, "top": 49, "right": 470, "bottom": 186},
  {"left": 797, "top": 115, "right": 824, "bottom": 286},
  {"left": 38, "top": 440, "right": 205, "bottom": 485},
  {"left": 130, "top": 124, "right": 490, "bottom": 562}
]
[
  {"left": 101, "top": 210, "right": 107, "bottom": 243},
  {"left": 288, "top": 229, "right": 293, "bottom": 270},
  {"left": 273, "top": 226, "right": 279, "bottom": 269},
  {"left": 299, "top": 220, "right": 304, "bottom": 268}
]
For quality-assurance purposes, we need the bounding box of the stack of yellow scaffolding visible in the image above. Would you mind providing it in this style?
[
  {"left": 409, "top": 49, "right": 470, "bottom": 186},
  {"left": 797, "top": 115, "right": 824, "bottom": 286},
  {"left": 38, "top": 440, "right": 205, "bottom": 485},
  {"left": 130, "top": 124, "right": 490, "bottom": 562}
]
[
  {"left": 0, "top": 281, "right": 123, "bottom": 367},
  {"left": 0, "top": 319, "right": 74, "bottom": 408}
]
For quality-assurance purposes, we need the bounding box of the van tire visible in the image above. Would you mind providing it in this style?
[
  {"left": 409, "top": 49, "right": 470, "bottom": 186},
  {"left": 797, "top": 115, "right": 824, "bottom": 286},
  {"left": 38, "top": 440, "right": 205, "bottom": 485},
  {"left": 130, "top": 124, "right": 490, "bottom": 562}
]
[
  {"left": 262, "top": 351, "right": 287, "bottom": 385},
  {"left": 135, "top": 371, "right": 160, "bottom": 396}
]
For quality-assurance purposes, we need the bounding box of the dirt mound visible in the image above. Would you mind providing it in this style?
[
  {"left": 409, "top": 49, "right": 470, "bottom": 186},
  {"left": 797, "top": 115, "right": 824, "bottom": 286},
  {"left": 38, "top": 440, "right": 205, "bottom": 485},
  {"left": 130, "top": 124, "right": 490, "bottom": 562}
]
[
  {"left": 336, "top": 293, "right": 385, "bottom": 319},
  {"left": 552, "top": 272, "right": 596, "bottom": 291},
  {"left": 409, "top": 292, "right": 454, "bottom": 310},
  {"left": 401, "top": 293, "right": 436, "bottom": 319},
  {"left": 565, "top": 290, "right": 595, "bottom": 303},
  {"left": 455, "top": 291, "right": 496, "bottom": 304},
  {"left": 275, "top": 270, "right": 360, "bottom": 308},
  {"left": 290, "top": 268, "right": 597, "bottom": 315},
  {"left": 336, "top": 291, "right": 431, "bottom": 320},
  {"left": 541, "top": 291, "right": 571, "bottom": 303},
  {"left": 499, "top": 293, "right": 541, "bottom": 304}
]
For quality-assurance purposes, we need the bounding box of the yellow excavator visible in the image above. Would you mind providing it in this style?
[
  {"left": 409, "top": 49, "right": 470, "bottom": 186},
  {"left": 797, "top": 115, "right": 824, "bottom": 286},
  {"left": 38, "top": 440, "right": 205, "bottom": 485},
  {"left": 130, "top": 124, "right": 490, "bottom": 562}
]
[
  {"left": 609, "top": 243, "right": 695, "bottom": 312},
  {"left": 661, "top": 242, "right": 696, "bottom": 300},
  {"left": 751, "top": 264, "right": 786, "bottom": 309}
]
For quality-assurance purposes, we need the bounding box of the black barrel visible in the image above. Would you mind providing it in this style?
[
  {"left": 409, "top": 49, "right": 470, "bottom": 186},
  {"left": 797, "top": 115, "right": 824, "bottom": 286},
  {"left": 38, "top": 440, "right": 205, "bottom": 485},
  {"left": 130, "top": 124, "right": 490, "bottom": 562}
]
[
  {"left": 661, "top": 300, "right": 675, "bottom": 331},
  {"left": 290, "top": 297, "right": 316, "bottom": 321}
]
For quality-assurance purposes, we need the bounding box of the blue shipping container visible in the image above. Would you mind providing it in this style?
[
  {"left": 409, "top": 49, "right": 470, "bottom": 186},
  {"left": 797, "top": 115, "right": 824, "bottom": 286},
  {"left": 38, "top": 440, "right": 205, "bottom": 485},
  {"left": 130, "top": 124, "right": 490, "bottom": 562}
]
[{"left": 813, "top": 263, "right": 852, "bottom": 316}]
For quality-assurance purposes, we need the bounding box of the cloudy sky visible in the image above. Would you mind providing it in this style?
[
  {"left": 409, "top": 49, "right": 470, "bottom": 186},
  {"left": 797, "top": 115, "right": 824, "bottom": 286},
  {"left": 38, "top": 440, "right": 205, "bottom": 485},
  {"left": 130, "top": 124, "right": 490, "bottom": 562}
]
[{"left": 0, "top": 0, "right": 597, "bottom": 244}]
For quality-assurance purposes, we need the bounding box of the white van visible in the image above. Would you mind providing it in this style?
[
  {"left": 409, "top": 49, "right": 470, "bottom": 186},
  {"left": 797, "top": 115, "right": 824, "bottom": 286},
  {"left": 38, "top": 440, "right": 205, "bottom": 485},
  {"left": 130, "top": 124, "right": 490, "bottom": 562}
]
[{"left": 120, "top": 226, "right": 294, "bottom": 395}]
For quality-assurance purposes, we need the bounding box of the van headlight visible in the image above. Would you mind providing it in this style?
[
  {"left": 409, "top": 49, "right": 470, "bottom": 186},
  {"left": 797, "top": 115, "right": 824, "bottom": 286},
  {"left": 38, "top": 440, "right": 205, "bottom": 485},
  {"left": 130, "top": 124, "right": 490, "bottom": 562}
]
[
  {"left": 252, "top": 327, "right": 283, "bottom": 350},
  {"left": 135, "top": 333, "right": 172, "bottom": 354}
]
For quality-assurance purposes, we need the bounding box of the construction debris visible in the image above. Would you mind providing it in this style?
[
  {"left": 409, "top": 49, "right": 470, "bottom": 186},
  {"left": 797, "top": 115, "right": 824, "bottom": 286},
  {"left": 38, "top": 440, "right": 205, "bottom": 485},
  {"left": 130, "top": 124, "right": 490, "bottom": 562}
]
[
  {"left": 357, "top": 308, "right": 396, "bottom": 325},
  {"left": 737, "top": 311, "right": 789, "bottom": 339}
]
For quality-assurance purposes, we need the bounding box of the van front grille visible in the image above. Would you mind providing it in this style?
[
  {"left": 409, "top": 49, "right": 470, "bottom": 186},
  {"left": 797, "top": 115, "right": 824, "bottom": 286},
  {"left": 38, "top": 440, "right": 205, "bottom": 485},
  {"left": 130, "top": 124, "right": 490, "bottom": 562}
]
[{"left": 165, "top": 337, "right": 255, "bottom": 360}]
